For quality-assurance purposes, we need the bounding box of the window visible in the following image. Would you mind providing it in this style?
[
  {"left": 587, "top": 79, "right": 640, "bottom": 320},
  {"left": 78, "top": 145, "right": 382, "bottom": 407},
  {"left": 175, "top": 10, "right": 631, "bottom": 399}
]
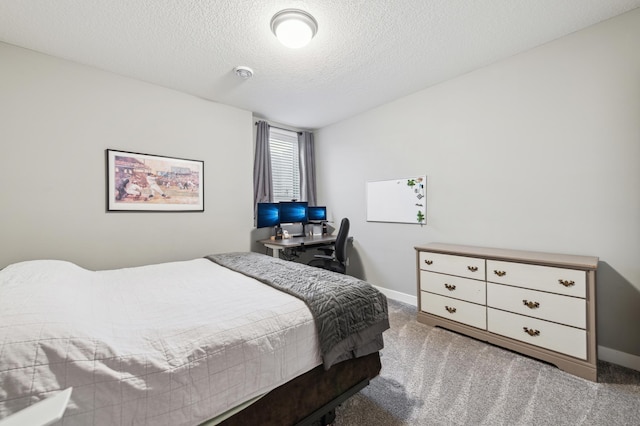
[{"left": 269, "top": 127, "right": 300, "bottom": 202}]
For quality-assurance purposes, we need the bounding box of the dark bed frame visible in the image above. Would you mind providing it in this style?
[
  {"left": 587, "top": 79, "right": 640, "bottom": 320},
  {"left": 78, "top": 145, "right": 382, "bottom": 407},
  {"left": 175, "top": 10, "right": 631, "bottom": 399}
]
[{"left": 217, "top": 352, "right": 382, "bottom": 426}]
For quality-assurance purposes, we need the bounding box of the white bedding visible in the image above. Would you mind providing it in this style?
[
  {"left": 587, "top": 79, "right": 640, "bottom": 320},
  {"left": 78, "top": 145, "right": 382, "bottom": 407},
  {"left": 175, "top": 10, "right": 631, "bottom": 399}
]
[{"left": 0, "top": 258, "right": 322, "bottom": 425}]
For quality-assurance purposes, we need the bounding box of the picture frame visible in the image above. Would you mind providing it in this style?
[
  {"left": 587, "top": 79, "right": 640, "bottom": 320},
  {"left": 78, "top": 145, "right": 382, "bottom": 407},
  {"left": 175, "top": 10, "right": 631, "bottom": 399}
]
[{"left": 106, "top": 149, "right": 204, "bottom": 212}]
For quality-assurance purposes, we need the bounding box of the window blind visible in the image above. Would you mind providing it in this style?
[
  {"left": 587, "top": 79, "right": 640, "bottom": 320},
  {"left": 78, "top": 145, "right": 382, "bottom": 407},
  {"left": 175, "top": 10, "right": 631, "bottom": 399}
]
[{"left": 269, "top": 127, "right": 300, "bottom": 202}]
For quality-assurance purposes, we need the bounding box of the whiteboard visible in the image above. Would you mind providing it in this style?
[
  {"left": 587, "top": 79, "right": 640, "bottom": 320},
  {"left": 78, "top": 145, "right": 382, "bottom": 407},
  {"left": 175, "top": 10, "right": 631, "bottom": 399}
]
[{"left": 366, "top": 176, "right": 426, "bottom": 224}]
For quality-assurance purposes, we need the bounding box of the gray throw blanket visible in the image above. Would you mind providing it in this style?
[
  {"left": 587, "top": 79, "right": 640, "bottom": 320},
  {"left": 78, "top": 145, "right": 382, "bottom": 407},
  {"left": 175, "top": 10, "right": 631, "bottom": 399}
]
[{"left": 206, "top": 252, "right": 389, "bottom": 369}]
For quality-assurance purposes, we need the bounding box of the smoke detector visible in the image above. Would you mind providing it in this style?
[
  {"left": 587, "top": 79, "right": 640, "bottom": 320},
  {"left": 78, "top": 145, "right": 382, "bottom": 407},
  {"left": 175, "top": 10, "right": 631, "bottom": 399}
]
[{"left": 234, "top": 66, "right": 254, "bottom": 79}]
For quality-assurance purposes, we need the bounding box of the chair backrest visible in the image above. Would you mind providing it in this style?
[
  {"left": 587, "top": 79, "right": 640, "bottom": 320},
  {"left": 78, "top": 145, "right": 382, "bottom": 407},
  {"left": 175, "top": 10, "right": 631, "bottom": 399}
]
[{"left": 334, "top": 218, "right": 350, "bottom": 264}]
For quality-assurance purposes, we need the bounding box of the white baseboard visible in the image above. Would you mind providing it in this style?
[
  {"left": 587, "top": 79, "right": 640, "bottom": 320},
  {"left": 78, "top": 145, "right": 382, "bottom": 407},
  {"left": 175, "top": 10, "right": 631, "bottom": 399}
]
[
  {"left": 374, "top": 286, "right": 417, "bottom": 307},
  {"left": 598, "top": 346, "right": 640, "bottom": 372},
  {"left": 375, "top": 287, "right": 640, "bottom": 373}
]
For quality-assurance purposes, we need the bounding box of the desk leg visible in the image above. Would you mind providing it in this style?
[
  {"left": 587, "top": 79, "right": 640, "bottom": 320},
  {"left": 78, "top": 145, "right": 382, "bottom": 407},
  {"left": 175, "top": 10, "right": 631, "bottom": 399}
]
[{"left": 263, "top": 244, "right": 281, "bottom": 259}]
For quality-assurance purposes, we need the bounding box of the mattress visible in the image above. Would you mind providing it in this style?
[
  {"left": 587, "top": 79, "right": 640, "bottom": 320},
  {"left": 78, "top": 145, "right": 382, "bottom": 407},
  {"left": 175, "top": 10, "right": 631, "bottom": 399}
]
[{"left": 0, "top": 258, "right": 322, "bottom": 425}]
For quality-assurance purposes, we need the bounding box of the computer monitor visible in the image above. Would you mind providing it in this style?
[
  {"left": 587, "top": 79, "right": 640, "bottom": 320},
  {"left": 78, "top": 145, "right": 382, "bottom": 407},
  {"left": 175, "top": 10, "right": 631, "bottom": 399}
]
[
  {"left": 279, "top": 201, "right": 308, "bottom": 224},
  {"left": 256, "top": 202, "right": 280, "bottom": 228},
  {"left": 307, "top": 206, "right": 327, "bottom": 222}
]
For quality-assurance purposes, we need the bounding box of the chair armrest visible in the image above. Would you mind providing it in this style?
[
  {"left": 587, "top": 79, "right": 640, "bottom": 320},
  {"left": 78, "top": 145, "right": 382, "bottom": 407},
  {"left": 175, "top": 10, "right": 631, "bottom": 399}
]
[{"left": 312, "top": 244, "right": 335, "bottom": 256}]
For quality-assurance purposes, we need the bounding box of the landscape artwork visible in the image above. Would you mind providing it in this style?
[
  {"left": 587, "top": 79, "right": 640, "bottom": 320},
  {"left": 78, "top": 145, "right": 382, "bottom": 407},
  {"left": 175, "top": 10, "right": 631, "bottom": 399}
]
[{"left": 106, "top": 149, "right": 204, "bottom": 212}]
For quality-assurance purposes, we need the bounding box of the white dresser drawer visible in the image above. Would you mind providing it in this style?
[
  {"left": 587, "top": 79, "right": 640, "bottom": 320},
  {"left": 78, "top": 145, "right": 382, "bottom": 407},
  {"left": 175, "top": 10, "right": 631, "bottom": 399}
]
[
  {"left": 419, "top": 251, "right": 485, "bottom": 279},
  {"left": 420, "top": 270, "right": 485, "bottom": 305},
  {"left": 421, "top": 292, "right": 486, "bottom": 329},
  {"left": 417, "top": 243, "right": 598, "bottom": 380},
  {"left": 488, "top": 308, "right": 586, "bottom": 359},
  {"left": 487, "top": 283, "right": 586, "bottom": 329},
  {"left": 487, "top": 260, "right": 586, "bottom": 298}
]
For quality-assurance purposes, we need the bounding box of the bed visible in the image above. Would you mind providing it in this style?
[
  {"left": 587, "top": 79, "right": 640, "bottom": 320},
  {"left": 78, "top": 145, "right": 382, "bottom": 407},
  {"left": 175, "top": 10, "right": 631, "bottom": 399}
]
[{"left": 0, "top": 252, "right": 389, "bottom": 425}]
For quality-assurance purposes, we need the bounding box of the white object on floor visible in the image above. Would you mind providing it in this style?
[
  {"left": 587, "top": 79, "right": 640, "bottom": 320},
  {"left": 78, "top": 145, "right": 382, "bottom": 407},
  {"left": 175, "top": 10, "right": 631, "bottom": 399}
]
[{"left": 0, "top": 388, "right": 72, "bottom": 426}]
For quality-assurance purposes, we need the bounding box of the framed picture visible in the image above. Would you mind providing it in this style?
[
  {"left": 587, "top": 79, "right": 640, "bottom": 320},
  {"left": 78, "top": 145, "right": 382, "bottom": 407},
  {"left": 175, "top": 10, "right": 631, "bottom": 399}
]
[{"left": 106, "top": 149, "right": 204, "bottom": 212}]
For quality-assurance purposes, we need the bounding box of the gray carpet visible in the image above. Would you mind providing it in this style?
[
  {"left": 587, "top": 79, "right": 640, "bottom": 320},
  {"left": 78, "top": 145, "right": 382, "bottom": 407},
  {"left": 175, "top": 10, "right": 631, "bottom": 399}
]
[{"left": 335, "top": 299, "right": 640, "bottom": 425}]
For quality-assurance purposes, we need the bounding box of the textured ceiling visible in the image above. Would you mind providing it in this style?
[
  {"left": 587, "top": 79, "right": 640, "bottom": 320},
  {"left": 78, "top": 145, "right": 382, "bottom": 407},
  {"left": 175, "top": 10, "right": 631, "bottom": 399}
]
[{"left": 1, "top": 1, "right": 639, "bottom": 129}]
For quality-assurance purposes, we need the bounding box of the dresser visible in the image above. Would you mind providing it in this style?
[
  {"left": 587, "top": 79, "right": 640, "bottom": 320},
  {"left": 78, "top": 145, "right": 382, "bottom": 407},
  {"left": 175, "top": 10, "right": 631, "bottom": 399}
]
[{"left": 415, "top": 243, "right": 598, "bottom": 381}]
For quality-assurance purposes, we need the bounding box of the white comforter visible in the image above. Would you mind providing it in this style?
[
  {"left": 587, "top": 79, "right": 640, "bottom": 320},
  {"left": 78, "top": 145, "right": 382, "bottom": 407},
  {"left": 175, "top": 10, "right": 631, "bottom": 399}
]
[{"left": 0, "top": 258, "right": 321, "bottom": 425}]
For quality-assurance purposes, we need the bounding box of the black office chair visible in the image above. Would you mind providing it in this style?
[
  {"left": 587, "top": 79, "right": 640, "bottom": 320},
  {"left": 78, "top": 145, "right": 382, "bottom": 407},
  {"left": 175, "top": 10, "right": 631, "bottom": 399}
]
[{"left": 308, "top": 218, "right": 350, "bottom": 274}]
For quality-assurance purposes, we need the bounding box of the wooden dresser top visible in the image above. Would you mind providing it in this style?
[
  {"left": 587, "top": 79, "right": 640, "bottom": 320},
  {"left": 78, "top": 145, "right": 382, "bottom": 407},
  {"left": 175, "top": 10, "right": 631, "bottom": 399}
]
[{"left": 415, "top": 242, "right": 598, "bottom": 270}]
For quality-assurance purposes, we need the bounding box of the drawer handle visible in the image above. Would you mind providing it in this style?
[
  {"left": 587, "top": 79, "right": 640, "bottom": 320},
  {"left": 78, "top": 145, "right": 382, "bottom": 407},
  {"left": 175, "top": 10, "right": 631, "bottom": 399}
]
[
  {"left": 558, "top": 279, "right": 575, "bottom": 287},
  {"left": 445, "top": 306, "right": 457, "bottom": 314},
  {"left": 523, "top": 327, "right": 540, "bottom": 337},
  {"left": 444, "top": 283, "right": 456, "bottom": 291},
  {"left": 467, "top": 266, "right": 478, "bottom": 272},
  {"left": 523, "top": 300, "right": 540, "bottom": 309},
  {"left": 494, "top": 270, "right": 506, "bottom": 277},
  {"left": 424, "top": 260, "right": 433, "bottom": 265}
]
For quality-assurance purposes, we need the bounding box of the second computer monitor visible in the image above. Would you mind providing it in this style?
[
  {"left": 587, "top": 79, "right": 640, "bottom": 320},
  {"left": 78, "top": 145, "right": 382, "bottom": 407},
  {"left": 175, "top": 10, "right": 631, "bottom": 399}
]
[
  {"left": 307, "top": 206, "right": 327, "bottom": 222},
  {"left": 279, "top": 201, "right": 308, "bottom": 224}
]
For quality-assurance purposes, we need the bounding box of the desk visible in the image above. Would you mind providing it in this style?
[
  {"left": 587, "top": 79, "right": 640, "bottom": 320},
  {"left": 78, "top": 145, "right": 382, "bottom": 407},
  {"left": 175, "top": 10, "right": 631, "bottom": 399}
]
[{"left": 259, "top": 234, "right": 337, "bottom": 259}]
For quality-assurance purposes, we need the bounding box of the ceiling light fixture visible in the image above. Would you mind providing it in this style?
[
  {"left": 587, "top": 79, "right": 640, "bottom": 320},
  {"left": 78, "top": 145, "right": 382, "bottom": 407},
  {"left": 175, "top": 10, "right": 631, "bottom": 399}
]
[
  {"left": 270, "top": 9, "right": 318, "bottom": 49},
  {"left": 233, "top": 66, "right": 254, "bottom": 79}
]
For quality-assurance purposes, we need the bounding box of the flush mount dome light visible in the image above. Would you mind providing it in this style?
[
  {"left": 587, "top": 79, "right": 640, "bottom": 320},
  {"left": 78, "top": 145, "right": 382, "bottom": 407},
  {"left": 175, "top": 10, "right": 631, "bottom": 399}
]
[{"left": 270, "top": 9, "right": 318, "bottom": 49}]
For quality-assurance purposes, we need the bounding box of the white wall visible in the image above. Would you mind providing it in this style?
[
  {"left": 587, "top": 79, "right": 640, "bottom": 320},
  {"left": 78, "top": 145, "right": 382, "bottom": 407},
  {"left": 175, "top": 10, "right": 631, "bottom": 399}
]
[
  {"left": 315, "top": 10, "right": 640, "bottom": 365},
  {"left": 0, "top": 42, "right": 255, "bottom": 270}
]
